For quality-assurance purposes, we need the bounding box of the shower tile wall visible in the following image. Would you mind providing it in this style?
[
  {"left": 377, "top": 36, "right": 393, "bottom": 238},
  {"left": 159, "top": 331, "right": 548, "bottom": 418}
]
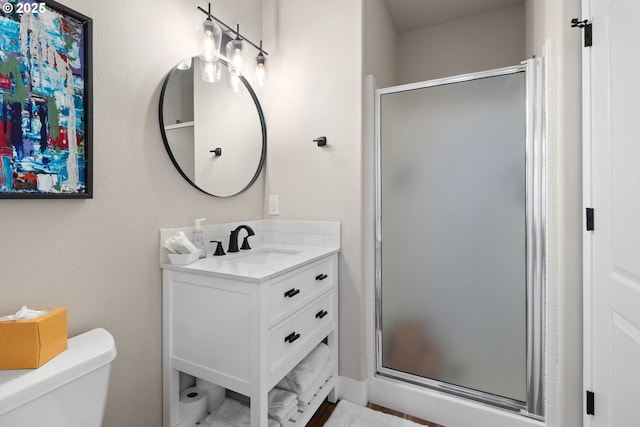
[{"left": 546, "top": 115, "right": 559, "bottom": 426}]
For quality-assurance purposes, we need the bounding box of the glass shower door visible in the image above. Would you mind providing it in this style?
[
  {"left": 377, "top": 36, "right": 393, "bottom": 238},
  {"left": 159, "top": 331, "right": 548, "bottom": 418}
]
[{"left": 376, "top": 62, "right": 544, "bottom": 415}]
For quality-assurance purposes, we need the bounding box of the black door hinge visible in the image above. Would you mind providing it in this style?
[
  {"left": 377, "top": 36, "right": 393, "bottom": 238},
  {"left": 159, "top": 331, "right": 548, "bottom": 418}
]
[
  {"left": 586, "top": 208, "right": 595, "bottom": 231},
  {"left": 571, "top": 18, "right": 593, "bottom": 47},
  {"left": 586, "top": 390, "right": 595, "bottom": 415}
]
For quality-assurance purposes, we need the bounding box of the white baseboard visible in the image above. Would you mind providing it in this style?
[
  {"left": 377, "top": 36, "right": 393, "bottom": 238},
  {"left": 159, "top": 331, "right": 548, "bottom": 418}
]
[{"left": 336, "top": 376, "right": 368, "bottom": 406}]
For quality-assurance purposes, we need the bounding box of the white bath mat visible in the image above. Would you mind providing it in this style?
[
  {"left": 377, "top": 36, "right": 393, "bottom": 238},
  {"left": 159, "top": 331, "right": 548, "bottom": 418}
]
[{"left": 323, "top": 400, "right": 427, "bottom": 427}]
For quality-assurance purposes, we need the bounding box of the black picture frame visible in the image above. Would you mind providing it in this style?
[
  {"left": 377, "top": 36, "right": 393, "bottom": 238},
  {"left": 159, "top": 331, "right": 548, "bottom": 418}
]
[{"left": 0, "top": 0, "right": 92, "bottom": 198}]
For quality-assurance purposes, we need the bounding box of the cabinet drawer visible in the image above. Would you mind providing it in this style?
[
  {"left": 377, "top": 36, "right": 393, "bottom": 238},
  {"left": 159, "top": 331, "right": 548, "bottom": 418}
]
[
  {"left": 268, "top": 256, "right": 335, "bottom": 326},
  {"left": 268, "top": 292, "right": 334, "bottom": 382}
]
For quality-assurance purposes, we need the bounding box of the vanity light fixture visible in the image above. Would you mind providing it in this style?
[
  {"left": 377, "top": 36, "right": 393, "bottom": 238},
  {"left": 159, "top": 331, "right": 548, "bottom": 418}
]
[
  {"left": 198, "top": 3, "right": 222, "bottom": 82},
  {"left": 197, "top": 3, "right": 269, "bottom": 86},
  {"left": 226, "top": 24, "right": 244, "bottom": 75},
  {"left": 255, "top": 41, "right": 266, "bottom": 87},
  {"left": 201, "top": 18, "right": 222, "bottom": 62}
]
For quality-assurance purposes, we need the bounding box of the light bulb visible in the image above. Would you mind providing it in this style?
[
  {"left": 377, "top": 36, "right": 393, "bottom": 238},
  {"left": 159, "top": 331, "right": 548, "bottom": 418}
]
[
  {"left": 226, "top": 38, "right": 244, "bottom": 75},
  {"left": 229, "top": 73, "right": 242, "bottom": 93},
  {"left": 255, "top": 56, "right": 266, "bottom": 87},
  {"left": 200, "top": 59, "right": 220, "bottom": 83},
  {"left": 201, "top": 19, "right": 221, "bottom": 62}
]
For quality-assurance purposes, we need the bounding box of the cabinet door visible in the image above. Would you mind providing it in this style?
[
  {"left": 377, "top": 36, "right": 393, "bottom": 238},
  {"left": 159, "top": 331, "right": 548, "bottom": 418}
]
[{"left": 169, "top": 274, "right": 252, "bottom": 390}]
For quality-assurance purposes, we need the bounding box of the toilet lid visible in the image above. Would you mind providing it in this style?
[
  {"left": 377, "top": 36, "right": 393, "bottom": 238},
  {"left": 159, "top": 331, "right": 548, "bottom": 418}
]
[{"left": 0, "top": 328, "right": 116, "bottom": 415}]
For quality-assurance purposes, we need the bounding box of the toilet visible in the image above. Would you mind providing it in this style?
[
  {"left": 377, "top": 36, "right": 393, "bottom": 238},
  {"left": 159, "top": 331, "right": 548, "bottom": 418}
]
[{"left": 0, "top": 328, "right": 117, "bottom": 427}]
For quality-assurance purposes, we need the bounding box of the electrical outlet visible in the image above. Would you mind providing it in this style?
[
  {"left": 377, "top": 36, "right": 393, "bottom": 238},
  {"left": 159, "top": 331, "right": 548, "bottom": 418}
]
[{"left": 268, "top": 195, "right": 279, "bottom": 215}]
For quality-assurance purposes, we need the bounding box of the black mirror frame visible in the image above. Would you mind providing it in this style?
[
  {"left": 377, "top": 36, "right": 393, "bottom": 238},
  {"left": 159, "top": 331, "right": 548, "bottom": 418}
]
[{"left": 158, "top": 57, "right": 267, "bottom": 198}]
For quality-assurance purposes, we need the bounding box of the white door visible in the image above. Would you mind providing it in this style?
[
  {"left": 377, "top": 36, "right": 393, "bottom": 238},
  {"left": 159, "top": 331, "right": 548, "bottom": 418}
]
[{"left": 585, "top": 0, "right": 640, "bottom": 425}]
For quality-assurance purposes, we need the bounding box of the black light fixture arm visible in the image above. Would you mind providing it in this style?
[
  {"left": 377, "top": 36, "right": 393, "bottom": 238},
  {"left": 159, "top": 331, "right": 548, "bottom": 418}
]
[{"left": 197, "top": 3, "right": 269, "bottom": 56}]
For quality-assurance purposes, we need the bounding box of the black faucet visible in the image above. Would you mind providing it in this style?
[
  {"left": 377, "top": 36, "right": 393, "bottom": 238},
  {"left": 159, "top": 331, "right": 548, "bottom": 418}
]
[{"left": 228, "top": 225, "right": 255, "bottom": 253}]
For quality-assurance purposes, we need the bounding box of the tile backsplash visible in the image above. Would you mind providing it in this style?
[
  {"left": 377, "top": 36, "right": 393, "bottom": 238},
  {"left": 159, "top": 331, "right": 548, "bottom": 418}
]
[{"left": 160, "top": 220, "right": 340, "bottom": 264}]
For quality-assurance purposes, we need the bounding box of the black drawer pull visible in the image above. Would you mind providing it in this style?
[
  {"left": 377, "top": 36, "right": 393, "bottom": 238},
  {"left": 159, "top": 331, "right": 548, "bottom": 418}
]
[
  {"left": 315, "top": 273, "right": 328, "bottom": 281},
  {"left": 284, "top": 288, "right": 300, "bottom": 298},
  {"left": 316, "top": 310, "right": 328, "bottom": 319},
  {"left": 284, "top": 332, "right": 301, "bottom": 343}
]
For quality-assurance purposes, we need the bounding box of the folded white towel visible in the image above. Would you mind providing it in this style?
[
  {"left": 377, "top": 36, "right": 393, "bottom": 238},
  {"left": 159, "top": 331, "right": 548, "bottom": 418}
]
[
  {"left": 276, "top": 343, "right": 331, "bottom": 394},
  {"left": 269, "top": 400, "right": 298, "bottom": 425},
  {"left": 297, "top": 358, "right": 333, "bottom": 406},
  {"left": 269, "top": 396, "right": 297, "bottom": 422},
  {"left": 268, "top": 387, "right": 297, "bottom": 410},
  {"left": 205, "top": 398, "right": 279, "bottom": 427}
]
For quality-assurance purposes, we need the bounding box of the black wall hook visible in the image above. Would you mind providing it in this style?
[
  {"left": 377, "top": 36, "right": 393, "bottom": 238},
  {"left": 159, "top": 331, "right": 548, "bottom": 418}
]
[
  {"left": 210, "top": 148, "right": 222, "bottom": 156},
  {"left": 314, "top": 136, "right": 327, "bottom": 147}
]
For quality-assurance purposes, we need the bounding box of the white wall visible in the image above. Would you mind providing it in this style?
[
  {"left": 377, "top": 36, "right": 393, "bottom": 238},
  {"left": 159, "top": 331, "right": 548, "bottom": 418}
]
[
  {"left": 0, "top": 1, "right": 264, "bottom": 426},
  {"left": 363, "top": 0, "right": 397, "bottom": 88},
  {"left": 397, "top": 4, "right": 526, "bottom": 84},
  {"left": 262, "top": 0, "right": 365, "bottom": 379},
  {"left": 525, "top": 0, "right": 546, "bottom": 58},
  {"left": 362, "top": 0, "right": 397, "bottom": 379},
  {"left": 554, "top": 1, "right": 583, "bottom": 425}
]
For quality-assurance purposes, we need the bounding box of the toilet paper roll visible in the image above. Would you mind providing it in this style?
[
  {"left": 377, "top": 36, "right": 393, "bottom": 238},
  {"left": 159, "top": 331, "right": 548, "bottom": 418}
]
[
  {"left": 179, "top": 387, "right": 208, "bottom": 424},
  {"left": 196, "top": 378, "right": 226, "bottom": 415}
]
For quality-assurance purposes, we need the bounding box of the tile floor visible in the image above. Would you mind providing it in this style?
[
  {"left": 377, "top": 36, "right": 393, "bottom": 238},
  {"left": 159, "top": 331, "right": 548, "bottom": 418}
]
[{"left": 306, "top": 399, "right": 445, "bottom": 427}]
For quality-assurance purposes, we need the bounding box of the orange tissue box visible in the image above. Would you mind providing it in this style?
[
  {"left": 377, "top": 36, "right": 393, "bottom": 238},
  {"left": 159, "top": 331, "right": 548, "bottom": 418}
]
[{"left": 0, "top": 307, "right": 68, "bottom": 370}]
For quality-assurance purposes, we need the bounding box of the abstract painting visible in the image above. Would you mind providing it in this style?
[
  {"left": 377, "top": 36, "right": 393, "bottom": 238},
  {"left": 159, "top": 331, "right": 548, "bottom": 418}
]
[{"left": 0, "top": 0, "right": 91, "bottom": 198}]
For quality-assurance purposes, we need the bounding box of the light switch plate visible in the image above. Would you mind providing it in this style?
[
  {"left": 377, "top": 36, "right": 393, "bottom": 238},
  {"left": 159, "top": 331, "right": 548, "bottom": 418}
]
[{"left": 268, "top": 195, "right": 279, "bottom": 215}]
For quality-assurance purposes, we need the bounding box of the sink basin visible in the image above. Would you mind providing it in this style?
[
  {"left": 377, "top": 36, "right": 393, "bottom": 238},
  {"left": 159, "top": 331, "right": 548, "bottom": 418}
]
[
  {"left": 226, "top": 248, "right": 301, "bottom": 265},
  {"left": 165, "top": 244, "right": 338, "bottom": 282}
]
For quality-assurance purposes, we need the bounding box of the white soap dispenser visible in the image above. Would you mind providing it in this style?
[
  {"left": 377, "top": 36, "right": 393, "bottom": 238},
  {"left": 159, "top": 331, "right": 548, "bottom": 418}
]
[{"left": 193, "top": 218, "right": 206, "bottom": 258}]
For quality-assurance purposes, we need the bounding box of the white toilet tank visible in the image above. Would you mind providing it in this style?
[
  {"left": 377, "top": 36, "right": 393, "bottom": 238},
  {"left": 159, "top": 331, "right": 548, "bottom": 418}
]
[{"left": 0, "top": 328, "right": 117, "bottom": 427}]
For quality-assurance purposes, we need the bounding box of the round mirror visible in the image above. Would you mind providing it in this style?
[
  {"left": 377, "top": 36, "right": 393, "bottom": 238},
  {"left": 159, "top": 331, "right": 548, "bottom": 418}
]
[{"left": 159, "top": 56, "right": 266, "bottom": 197}]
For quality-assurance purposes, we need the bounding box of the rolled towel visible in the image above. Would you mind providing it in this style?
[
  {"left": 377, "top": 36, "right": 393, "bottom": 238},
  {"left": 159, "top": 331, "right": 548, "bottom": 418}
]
[
  {"left": 270, "top": 404, "right": 298, "bottom": 425},
  {"left": 268, "top": 387, "right": 297, "bottom": 411},
  {"left": 269, "top": 399, "right": 298, "bottom": 424},
  {"left": 206, "top": 398, "right": 279, "bottom": 427},
  {"left": 297, "top": 357, "right": 334, "bottom": 406},
  {"left": 276, "top": 343, "right": 331, "bottom": 394}
]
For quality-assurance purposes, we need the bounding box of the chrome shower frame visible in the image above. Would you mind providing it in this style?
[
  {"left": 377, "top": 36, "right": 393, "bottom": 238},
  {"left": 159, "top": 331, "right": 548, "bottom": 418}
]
[{"left": 373, "top": 58, "right": 546, "bottom": 419}]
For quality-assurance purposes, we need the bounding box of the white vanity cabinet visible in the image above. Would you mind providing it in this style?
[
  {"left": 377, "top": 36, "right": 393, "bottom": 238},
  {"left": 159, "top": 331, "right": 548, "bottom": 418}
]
[{"left": 162, "top": 251, "right": 339, "bottom": 427}]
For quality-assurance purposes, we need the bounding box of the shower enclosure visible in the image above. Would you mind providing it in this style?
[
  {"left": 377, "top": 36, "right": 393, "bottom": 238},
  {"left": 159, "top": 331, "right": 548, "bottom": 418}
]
[{"left": 375, "top": 59, "right": 544, "bottom": 418}]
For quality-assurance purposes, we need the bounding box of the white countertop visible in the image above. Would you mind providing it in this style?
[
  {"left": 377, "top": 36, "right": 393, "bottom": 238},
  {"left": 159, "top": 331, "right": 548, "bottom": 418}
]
[{"left": 161, "top": 245, "right": 339, "bottom": 283}]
